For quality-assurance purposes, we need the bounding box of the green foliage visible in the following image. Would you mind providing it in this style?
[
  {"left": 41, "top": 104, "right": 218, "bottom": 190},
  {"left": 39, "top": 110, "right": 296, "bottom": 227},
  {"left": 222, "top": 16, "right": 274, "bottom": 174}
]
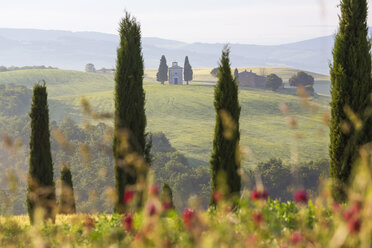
[
  {"left": 59, "top": 165, "right": 76, "bottom": 214},
  {"left": 0, "top": 65, "right": 57, "bottom": 72},
  {"left": 0, "top": 84, "right": 32, "bottom": 116},
  {"left": 289, "top": 71, "right": 315, "bottom": 95},
  {"left": 150, "top": 132, "right": 176, "bottom": 153},
  {"left": 210, "top": 47, "right": 241, "bottom": 204},
  {"left": 27, "top": 83, "right": 56, "bottom": 223},
  {"left": 265, "top": 73, "right": 283, "bottom": 91},
  {"left": 85, "top": 63, "right": 96, "bottom": 73},
  {"left": 329, "top": 0, "right": 372, "bottom": 202},
  {"left": 151, "top": 144, "right": 210, "bottom": 209},
  {"left": 254, "top": 159, "right": 292, "bottom": 201},
  {"left": 113, "top": 12, "right": 149, "bottom": 213},
  {"left": 183, "top": 56, "right": 193, "bottom": 85},
  {"left": 156, "top": 55, "right": 168, "bottom": 84},
  {"left": 250, "top": 159, "right": 329, "bottom": 201},
  {"left": 210, "top": 67, "right": 218, "bottom": 77},
  {"left": 161, "top": 183, "right": 174, "bottom": 208}
]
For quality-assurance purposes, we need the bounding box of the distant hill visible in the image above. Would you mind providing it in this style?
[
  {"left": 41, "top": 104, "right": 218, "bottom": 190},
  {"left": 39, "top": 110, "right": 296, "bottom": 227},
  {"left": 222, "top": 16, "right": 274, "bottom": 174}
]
[{"left": 0, "top": 28, "right": 335, "bottom": 74}]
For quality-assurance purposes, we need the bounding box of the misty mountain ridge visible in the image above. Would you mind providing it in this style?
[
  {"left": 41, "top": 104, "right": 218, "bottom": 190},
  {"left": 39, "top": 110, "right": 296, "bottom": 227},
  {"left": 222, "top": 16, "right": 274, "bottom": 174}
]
[{"left": 0, "top": 28, "right": 338, "bottom": 74}]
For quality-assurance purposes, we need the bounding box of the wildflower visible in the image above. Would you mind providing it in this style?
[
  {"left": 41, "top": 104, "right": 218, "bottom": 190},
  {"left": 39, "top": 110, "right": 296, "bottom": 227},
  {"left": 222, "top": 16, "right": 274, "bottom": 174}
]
[
  {"left": 294, "top": 190, "right": 308, "bottom": 204},
  {"left": 147, "top": 203, "right": 157, "bottom": 216},
  {"left": 343, "top": 209, "right": 354, "bottom": 221},
  {"left": 251, "top": 189, "right": 260, "bottom": 200},
  {"left": 332, "top": 203, "right": 341, "bottom": 212},
  {"left": 250, "top": 189, "right": 269, "bottom": 201},
  {"left": 261, "top": 190, "right": 269, "bottom": 199},
  {"left": 183, "top": 208, "right": 195, "bottom": 228},
  {"left": 252, "top": 211, "right": 263, "bottom": 226},
  {"left": 162, "top": 201, "right": 172, "bottom": 211},
  {"left": 343, "top": 201, "right": 362, "bottom": 221},
  {"left": 122, "top": 213, "right": 134, "bottom": 232},
  {"left": 348, "top": 218, "right": 361, "bottom": 234},
  {"left": 149, "top": 184, "right": 160, "bottom": 196},
  {"left": 124, "top": 190, "right": 135, "bottom": 204},
  {"left": 291, "top": 232, "right": 303, "bottom": 245},
  {"left": 84, "top": 217, "right": 95, "bottom": 229},
  {"left": 213, "top": 191, "right": 223, "bottom": 202},
  {"left": 351, "top": 201, "right": 362, "bottom": 214}
]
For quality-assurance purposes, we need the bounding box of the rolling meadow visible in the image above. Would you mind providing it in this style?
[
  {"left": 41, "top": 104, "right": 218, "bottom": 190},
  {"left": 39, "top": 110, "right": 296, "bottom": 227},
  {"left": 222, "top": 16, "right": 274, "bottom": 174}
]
[{"left": 0, "top": 67, "right": 331, "bottom": 168}]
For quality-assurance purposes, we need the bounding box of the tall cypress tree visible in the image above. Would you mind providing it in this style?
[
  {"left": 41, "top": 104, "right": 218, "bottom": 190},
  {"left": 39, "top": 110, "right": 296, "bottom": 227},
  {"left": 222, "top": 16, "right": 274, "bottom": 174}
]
[
  {"left": 59, "top": 164, "right": 76, "bottom": 214},
  {"left": 184, "top": 56, "right": 193, "bottom": 85},
  {"left": 234, "top": 68, "right": 239, "bottom": 79},
  {"left": 161, "top": 183, "right": 174, "bottom": 208},
  {"left": 27, "top": 83, "right": 56, "bottom": 223},
  {"left": 113, "top": 12, "right": 149, "bottom": 213},
  {"left": 156, "top": 55, "right": 168, "bottom": 85},
  {"left": 210, "top": 47, "right": 241, "bottom": 205},
  {"left": 330, "top": 0, "right": 372, "bottom": 202}
]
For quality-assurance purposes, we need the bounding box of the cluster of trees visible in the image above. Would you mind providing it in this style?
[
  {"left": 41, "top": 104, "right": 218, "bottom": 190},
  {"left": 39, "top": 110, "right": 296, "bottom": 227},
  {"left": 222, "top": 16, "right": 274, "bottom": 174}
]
[
  {"left": 85, "top": 63, "right": 114, "bottom": 74},
  {"left": 289, "top": 71, "right": 315, "bottom": 96},
  {"left": 265, "top": 73, "right": 283, "bottom": 91},
  {"left": 156, "top": 55, "right": 193, "bottom": 85},
  {"left": 85, "top": 63, "right": 96, "bottom": 73},
  {"left": 248, "top": 159, "right": 329, "bottom": 201},
  {"left": 0, "top": 65, "right": 57, "bottom": 72}
]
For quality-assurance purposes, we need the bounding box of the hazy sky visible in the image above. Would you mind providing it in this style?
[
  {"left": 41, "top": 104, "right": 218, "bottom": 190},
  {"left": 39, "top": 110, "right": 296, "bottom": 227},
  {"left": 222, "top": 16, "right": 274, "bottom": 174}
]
[{"left": 1, "top": 0, "right": 371, "bottom": 45}]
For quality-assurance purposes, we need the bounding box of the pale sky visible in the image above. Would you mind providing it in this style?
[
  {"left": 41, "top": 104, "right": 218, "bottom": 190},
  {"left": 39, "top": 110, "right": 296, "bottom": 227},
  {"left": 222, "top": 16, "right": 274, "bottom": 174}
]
[{"left": 1, "top": 0, "right": 371, "bottom": 45}]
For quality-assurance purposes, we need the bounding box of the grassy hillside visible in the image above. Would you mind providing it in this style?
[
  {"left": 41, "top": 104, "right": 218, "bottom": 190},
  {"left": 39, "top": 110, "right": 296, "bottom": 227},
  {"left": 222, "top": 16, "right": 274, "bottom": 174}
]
[
  {"left": 0, "top": 68, "right": 330, "bottom": 167},
  {"left": 52, "top": 86, "right": 330, "bottom": 168},
  {"left": 0, "top": 69, "right": 114, "bottom": 97}
]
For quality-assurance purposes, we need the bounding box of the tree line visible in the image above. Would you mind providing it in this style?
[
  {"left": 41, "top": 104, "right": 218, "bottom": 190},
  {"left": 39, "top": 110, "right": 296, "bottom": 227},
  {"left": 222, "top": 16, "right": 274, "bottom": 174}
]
[{"left": 0, "top": 65, "right": 57, "bottom": 72}]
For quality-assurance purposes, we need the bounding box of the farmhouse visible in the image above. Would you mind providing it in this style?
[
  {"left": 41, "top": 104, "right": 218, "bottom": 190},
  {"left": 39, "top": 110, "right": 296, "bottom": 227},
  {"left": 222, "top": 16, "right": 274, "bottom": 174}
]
[
  {"left": 169, "top": 62, "right": 183, "bottom": 85},
  {"left": 237, "top": 70, "right": 266, "bottom": 88}
]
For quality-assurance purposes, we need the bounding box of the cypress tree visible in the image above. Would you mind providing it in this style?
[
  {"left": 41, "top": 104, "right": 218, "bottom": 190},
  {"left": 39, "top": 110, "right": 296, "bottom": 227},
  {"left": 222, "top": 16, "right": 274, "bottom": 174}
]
[
  {"left": 59, "top": 164, "right": 76, "bottom": 214},
  {"left": 27, "top": 82, "right": 56, "bottom": 223},
  {"left": 113, "top": 12, "right": 149, "bottom": 213},
  {"left": 161, "top": 183, "right": 174, "bottom": 208},
  {"left": 156, "top": 55, "right": 168, "bottom": 85},
  {"left": 210, "top": 47, "right": 241, "bottom": 205},
  {"left": 234, "top": 68, "right": 239, "bottom": 79},
  {"left": 329, "top": 0, "right": 372, "bottom": 202},
  {"left": 184, "top": 56, "right": 193, "bottom": 85}
]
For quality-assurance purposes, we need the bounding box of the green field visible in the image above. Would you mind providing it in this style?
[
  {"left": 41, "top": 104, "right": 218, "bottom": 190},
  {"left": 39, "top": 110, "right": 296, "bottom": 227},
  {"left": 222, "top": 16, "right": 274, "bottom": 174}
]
[{"left": 0, "top": 68, "right": 331, "bottom": 167}]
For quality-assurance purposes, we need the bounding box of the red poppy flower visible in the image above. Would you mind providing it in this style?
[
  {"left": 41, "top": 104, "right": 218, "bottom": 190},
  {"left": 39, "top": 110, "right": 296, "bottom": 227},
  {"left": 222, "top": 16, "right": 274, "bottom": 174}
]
[
  {"left": 122, "top": 213, "right": 133, "bottom": 232},
  {"left": 250, "top": 189, "right": 269, "bottom": 200},
  {"left": 348, "top": 218, "right": 361, "bottom": 233},
  {"left": 213, "top": 191, "right": 223, "bottom": 202},
  {"left": 291, "top": 232, "right": 303, "bottom": 244},
  {"left": 162, "top": 201, "right": 172, "bottom": 211},
  {"left": 182, "top": 208, "right": 195, "bottom": 228},
  {"left": 294, "top": 190, "right": 308, "bottom": 204},
  {"left": 124, "top": 190, "right": 135, "bottom": 204},
  {"left": 147, "top": 204, "right": 157, "bottom": 216},
  {"left": 149, "top": 184, "right": 160, "bottom": 196},
  {"left": 343, "top": 209, "right": 354, "bottom": 221},
  {"left": 332, "top": 203, "right": 341, "bottom": 212},
  {"left": 84, "top": 217, "right": 95, "bottom": 229},
  {"left": 252, "top": 212, "right": 263, "bottom": 226}
]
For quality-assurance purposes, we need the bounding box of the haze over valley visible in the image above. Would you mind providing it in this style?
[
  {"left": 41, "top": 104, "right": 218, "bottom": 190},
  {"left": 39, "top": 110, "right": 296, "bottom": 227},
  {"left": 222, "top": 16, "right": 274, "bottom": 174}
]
[{"left": 0, "top": 28, "right": 335, "bottom": 74}]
